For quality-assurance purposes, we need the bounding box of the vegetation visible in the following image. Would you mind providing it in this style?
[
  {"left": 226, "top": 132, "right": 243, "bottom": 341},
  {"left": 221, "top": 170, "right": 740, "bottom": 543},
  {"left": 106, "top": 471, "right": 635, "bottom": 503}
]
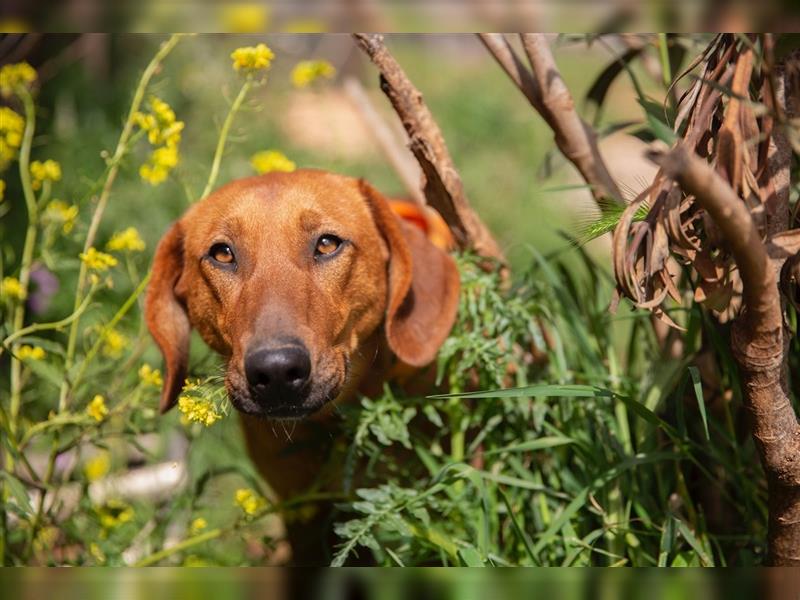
[{"left": 0, "top": 33, "right": 797, "bottom": 566}]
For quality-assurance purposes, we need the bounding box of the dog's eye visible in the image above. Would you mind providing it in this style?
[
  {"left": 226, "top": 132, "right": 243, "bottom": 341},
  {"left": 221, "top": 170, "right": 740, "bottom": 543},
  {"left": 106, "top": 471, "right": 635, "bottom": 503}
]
[
  {"left": 315, "top": 235, "right": 342, "bottom": 258},
  {"left": 209, "top": 243, "right": 235, "bottom": 265}
]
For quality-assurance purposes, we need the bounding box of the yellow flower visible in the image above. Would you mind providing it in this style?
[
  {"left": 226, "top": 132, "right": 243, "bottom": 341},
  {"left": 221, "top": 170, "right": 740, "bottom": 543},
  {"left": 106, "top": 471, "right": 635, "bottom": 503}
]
[
  {"left": 231, "top": 43, "right": 275, "bottom": 72},
  {"left": 140, "top": 145, "right": 180, "bottom": 186},
  {"left": 139, "top": 363, "right": 164, "bottom": 388},
  {"left": 30, "top": 159, "right": 61, "bottom": 191},
  {"left": 219, "top": 3, "right": 271, "bottom": 33},
  {"left": 0, "top": 106, "right": 25, "bottom": 169},
  {"left": 250, "top": 150, "right": 296, "bottom": 174},
  {"left": 0, "top": 61, "right": 36, "bottom": 97},
  {"left": 107, "top": 227, "right": 145, "bottom": 252},
  {"left": 84, "top": 451, "right": 110, "bottom": 482},
  {"left": 17, "top": 345, "right": 45, "bottom": 360},
  {"left": 189, "top": 517, "right": 208, "bottom": 535},
  {"left": 89, "top": 542, "right": 106, "bottom": 564},
  {"left": 178, "top": 396, "right": 222, "bottom": 427},
  {"left": 290, "top": 60, "right": 336, "bottom": 88},
  {"left": 86, "top": 394, "right": 109, "bottom": 422},
  {"left": 234, "top": 488, "right": 267, "bottom": 516},
  {"left": 33, "top": 526, "right": 60, "bottom": 554},
  {"left": 96, "top": 499, "right": 134, "bottom": 529},
  {"left": 102, "top": 328, "right": 127, "bottom": 358},
  {"left": 44, "top": 199, "right": 79, "bottom": 234},
  {"left": 80, "top": 247, "right": 118, "bottom": 271},
  {"left": 1, "top": 276, "right": 25, "bottom": 301}
]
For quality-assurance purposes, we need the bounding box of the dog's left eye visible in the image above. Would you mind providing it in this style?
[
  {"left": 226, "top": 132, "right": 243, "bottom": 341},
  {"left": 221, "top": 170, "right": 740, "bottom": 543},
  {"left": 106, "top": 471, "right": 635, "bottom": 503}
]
[
  {"left": 315, "top": 234, "right": 343, "bottom": 258},
  {"left": 209, "top": 243, "right": 235, "bottom": 265}
]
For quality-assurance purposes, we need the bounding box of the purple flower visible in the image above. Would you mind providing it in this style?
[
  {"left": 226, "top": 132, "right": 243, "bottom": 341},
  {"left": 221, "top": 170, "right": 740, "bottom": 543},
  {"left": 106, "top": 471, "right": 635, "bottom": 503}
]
[{"left": 28, "top": 265, "right": 59, "bottom": 315}]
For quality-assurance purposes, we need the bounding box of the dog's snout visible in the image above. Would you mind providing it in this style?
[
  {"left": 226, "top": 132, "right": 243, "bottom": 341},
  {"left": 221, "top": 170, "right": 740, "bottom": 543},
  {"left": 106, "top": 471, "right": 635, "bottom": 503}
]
[{"left": 244, "top": 344, "right": 311, "bottom": 402}]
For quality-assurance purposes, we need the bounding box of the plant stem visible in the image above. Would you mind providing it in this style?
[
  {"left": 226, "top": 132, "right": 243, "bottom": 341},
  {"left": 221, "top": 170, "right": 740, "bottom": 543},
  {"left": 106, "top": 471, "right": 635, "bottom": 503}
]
[
  {"left": 657, "top": 33, "right": 672, "bottom": 88},
  {"left": 200, "top": 77, "right": 252, "bottom": 199},
  {"left": 133, "top": 528, "right": 223, "bottom": 566},
  {"left": 8, "top": 86, "right": 39, "bottom": 440},
  {"left": 58, "top": 33, "right": 181, "bottom": 414},
  {"left": 71, "top": 271, "right": 151, "bottom": 390}
]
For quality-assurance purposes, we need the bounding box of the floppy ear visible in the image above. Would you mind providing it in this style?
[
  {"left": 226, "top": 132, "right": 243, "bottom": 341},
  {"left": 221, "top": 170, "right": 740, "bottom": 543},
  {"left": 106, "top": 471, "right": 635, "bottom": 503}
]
[
  {"left": 145, "top": 220, "right": 190, "bottom": 413},
  {"left": 359, "top": 180, "right": 460, "bottom": 367}
]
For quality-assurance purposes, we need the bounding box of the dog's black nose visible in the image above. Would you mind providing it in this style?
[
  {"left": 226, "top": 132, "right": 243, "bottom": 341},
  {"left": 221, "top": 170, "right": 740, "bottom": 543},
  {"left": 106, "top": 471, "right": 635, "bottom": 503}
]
[{"left": 244, "top": 344, "right": 311, "bottom": 403}]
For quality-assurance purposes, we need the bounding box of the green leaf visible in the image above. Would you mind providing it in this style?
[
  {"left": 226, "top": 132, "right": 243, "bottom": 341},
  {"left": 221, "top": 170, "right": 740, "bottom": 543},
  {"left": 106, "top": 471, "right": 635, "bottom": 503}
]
[
  {"left": 430, "top": 384, "right": 613, "bottom": 400},
  {"left": 1, "top": 472, "right": 33, "bottom": 516},
  {"left": 483, "top": 436, "right": 576, "bottom": 456},
  {"left": 688, "top": 366, "right": 710, "bottom": 441},
  {"left": 458, "top": 545, "right": 485, "bottom": 567}
]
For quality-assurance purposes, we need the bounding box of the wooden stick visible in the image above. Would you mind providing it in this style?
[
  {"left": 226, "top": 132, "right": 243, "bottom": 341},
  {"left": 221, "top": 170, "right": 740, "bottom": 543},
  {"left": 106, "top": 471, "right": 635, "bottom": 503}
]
[
  {"left": 353, "top": 33, "right": 506, "bottom": 267},
  {"left": 479, "top": 33, "right": 623, "bottom": 206}
]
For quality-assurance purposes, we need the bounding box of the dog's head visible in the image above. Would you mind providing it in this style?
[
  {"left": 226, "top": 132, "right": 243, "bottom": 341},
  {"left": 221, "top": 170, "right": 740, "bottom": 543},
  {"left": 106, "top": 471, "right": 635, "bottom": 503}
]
[{"left": 145, "top": 170, "right": 460, "bottom": 420}]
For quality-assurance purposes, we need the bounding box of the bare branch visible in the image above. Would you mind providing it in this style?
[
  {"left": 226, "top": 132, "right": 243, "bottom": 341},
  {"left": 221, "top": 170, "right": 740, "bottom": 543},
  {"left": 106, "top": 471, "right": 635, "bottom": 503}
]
[
  {"left": 479, "top": 33, "right": 623, "bottom": 206},
  {"left": 353, "top": 33, "right": 506, "bottom": 267},
  {"left": 343, "top": 77, "right": 426, "bottom": 206}
]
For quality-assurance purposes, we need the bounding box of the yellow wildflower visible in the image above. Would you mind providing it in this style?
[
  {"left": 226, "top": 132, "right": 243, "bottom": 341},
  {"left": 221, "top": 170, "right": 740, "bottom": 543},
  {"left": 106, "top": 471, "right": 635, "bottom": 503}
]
[
  {"left": 80, "top": 247, "right": 118, "bottom": 271},
  {"left": 107, "top": 227, "right": 145, "bottom": 252},
  {"left": 17, "top": 345, "right": 45, "bottom": 360},
  {"left": 0, "top": 61, "right": 36, "bottom": 97},
  {"left": 250, "top": 150, "right": 296, "bottom": 174},
  {"left": 0, "top": 107, "right": 24, "bottom": 170},
  {"left": 102, "top": 328, "right": 127, "bottom": 358},
  {"left": 30, "top": 159, "right": 61, "bottom": 191},
  {"left": 44, "top": 199, "right": 79, "bottom": 234},
  {"left": 220, "top": 3, "right": 271, "bottom": 32},
  {"left": 96, "top": 499, "right": 134, "bottom": 529},
  {"left": 139, "top": 363, "right": 164, "bottom": 388},
  {"left": 290, "top": 60, "right": 336, "bottom": 88},
  {"left": 33, "top": 526, "right": 60, "bottom": 555},
  {"left": 89, "top": 542, "right": 106, "bottom": 564},
  {"left": 189, "top": 517, "right": 208, "bottom": 535},
  {"left": 86, "top": 394, "right": 109, "bottom": 422},
  {"left": 140, "top": 145, "right": 180, "bottom": 186},
  {"left": 84, "top": 451, "right": 110, "bottom": 482},
  {"left": 178, "top": 395, "right": 222, "bottom": 427},
  {"left": 234, "top": 488, "right": 267, "bottom": 516},
  {"left": 231, "top": 43, "right": 275, "bottom": 72},
  {"left": 1, "top": 276, "right": 25, "bottom": 301}
]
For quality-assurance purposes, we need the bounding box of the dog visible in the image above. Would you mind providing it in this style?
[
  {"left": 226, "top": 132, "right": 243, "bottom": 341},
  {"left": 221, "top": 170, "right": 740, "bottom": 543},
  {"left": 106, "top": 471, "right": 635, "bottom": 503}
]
[{"left": 144, "top": 169, "right": 460, "bottom": 562}]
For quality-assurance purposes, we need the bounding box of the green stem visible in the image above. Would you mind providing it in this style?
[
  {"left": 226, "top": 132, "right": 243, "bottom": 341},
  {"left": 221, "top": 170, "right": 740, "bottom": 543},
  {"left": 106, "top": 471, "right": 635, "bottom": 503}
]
[
  {"left": 71, "top": 271, "right": 151, "bottom": 391},
  {"left": 8, "top": 86, "right": 39, "bottom": 440},
  {"left": 657, "top": 33, "right": 672, "bottom": 89},
  {"left": 59, "top": 33, "right": 181, "bottom": 414},
  {"left": 200, "top": 77, "right": 252, "bottom": 199},
  {"left": 133, "top": 528, "right": 223, "bottom": 566},
  {"left": 0, "top": 287, "right": 95, "bottom": 356}
]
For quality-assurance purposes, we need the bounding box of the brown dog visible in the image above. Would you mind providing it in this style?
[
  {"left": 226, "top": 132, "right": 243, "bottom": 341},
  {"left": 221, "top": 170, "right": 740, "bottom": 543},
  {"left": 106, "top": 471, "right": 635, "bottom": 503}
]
[{"left": 144, "top": 169, "right": 459, "bottom": 559}]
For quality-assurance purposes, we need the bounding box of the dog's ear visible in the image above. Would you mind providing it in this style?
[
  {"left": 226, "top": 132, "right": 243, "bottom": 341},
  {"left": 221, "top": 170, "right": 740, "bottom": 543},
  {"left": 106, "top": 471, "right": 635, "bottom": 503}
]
[
  {"left": 145, "top": 220, "right": 190, "bottom": 413},
  {"left": 359, "top": 180, "right": 460, "bottom": 367}
]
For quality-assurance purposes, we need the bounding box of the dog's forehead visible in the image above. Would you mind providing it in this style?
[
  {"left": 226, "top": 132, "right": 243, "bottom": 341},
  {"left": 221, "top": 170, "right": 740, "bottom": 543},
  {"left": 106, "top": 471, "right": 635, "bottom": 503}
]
[{"left": 190, "top": 170, "right": 371, "bottom": 234}]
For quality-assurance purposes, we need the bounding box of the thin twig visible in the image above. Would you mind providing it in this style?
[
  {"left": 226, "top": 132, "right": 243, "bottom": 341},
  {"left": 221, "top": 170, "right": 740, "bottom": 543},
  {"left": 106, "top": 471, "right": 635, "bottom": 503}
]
[{"left": 479, "top": 33, "right": 623, "bottom": 206}]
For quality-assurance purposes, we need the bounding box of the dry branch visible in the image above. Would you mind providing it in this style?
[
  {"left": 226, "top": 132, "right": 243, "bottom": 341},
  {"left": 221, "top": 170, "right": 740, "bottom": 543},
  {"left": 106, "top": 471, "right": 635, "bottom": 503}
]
[
  {"left": 649, "top": 142, "right": 800, "bottom": 566},
  {"left": 479, "top": 33, "right": 623, "bottom": 205},
  {"left": 352, "top": 33, "right": 506, "bottom": 267}
]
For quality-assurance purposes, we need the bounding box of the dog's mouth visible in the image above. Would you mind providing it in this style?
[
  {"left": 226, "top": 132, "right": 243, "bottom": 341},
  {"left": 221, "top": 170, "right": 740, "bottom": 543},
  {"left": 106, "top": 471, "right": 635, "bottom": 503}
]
[{"left": 226, "top": 372, "right": 344, "bottom": 421}]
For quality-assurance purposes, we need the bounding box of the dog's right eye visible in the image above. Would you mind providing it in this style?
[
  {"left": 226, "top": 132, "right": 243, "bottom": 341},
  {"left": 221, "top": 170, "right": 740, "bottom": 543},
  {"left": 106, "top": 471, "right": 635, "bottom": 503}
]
[{"left": 209, "top": 243, "right": 235, "bottom": 265}]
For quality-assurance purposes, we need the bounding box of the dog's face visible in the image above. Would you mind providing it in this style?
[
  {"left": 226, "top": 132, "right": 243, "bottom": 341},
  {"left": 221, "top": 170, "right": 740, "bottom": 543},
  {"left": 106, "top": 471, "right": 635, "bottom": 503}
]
[{"left": 145, "top": 170, "right": 459, "bottom": 420}]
